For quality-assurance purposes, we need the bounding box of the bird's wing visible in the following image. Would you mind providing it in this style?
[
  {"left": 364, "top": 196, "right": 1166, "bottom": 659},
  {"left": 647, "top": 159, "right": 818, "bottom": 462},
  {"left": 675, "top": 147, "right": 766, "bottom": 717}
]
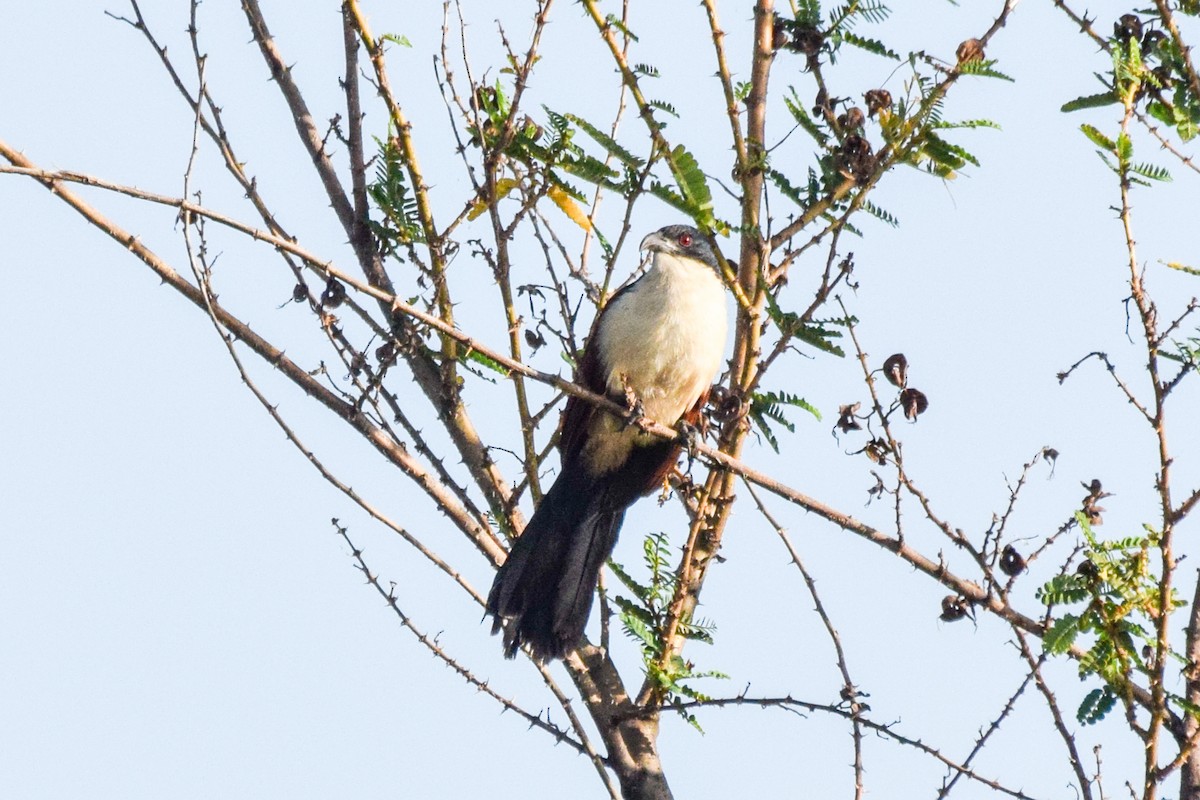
[{"left": 558, "top": 284, "right": 630, "bottom": 470}]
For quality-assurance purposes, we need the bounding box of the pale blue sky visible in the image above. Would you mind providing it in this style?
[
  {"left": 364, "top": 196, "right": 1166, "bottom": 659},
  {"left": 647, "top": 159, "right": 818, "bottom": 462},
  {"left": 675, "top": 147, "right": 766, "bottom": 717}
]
[{"left": 2, "top": 1, "right": 1197, "bottom": 797}]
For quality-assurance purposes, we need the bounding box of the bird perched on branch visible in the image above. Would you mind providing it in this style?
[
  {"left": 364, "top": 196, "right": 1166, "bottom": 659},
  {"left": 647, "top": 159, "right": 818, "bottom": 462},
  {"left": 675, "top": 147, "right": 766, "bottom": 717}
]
[{"left": 487, "top": 224, "right": 731, "bottom": 661}]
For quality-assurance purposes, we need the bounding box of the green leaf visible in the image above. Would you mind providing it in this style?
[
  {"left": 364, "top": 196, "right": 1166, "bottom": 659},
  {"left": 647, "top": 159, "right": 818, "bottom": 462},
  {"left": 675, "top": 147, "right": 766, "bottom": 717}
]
[
  {"left": 862, "top": 199, "right": 899, "bottom": 227},
  {"left": 667, "top": 143, "right": 714, "bottom": 223},
  {"left": 768, "top": 168, "right": 808, "bottom": 207},
  {"left": 1172, "top": 694, "right": 1200, "bottom": 720},
  {"left": 1165, "top": 261, "right": 1200, "bottom": 276},
  {"left": 796, "top": 0, "right": 822, "bottom": 26},
  {"left": 1130, "top": 162, "right": 1171, "bottom": 182},
  {"left": 1037, "top": 574, "right": 1092, "bottom": 606},
  {"left": 957, "top": 59, "right": 1014, "bottom": 82},
  {"left": 1077, "top": 687, "right": 1117, "bottom": 725},
  {"left": 648, "top": 99, "right": 679, "bottom": 118},
  {"left": 1080, "top": 124, "right": 1116, "bottom": 151},
  {"left": 380, "top": 33, "right": 412, "bottom": 48},
  {"left": 1044, "top": 614, "right": 1082, "bottom": 654},
  {"left": 922, "top": 132, "right": 979, "bottom": 170},
  {"left": 564, "top": 113, "right": 644, "bottom": 169},
  {"left": 1062, "top": 91, "right": 1120, "bottom": 112},
  {"left": 748, "top": 405, "right": 783, "bottom": 453},
  {"left": 784, "top": 89, "right": 830, "bottom": 146},
  {"left": 933, "top": 118, "right": 1002, "bottom": 131},
  {"left": 608, "top": 560, "right": 651, "bottom": 601},
  {"left": 648, "top": 181, "right": 693, "bottom": 215},
  {"left": 460, "top": 348, "right": 510, "bottom": 378},
  {"left": 604, "top": 14, "right": 638, "bottom": 42},
  {"left": 1116, "top": 132, "right": 1134, "bottom": 163},
  {"left": 839, "top": 30, "right": 899, "bottom": 60}
]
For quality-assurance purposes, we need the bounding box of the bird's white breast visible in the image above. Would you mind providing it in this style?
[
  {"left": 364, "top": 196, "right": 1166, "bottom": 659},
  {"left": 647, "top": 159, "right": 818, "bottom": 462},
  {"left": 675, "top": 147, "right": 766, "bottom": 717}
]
[{"left": 585, "top": 251, "right": 729, "bottom": 473}]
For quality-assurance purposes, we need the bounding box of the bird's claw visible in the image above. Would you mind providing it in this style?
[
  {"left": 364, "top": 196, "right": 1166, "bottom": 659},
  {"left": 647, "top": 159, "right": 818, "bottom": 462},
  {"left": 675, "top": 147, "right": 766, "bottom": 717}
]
[
  {"left": 622, "top": 387, "right": 647, "bottom": 429},
  {"left": 678, "top": 420, "right": 702, "bottom": 461}
]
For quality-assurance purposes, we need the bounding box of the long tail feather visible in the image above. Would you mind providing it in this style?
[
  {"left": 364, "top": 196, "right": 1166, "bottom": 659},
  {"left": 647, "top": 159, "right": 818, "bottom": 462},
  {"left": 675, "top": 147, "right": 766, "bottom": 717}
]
[{"left": 486, "top": 468, "right": 621, "bottom": 661}]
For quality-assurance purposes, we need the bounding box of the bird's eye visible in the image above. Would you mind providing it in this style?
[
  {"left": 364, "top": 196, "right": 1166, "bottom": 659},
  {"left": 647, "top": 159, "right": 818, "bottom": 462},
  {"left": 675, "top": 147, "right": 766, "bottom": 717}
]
[{"left": 678, "top": 232, "right": 693, "bottom": 246}]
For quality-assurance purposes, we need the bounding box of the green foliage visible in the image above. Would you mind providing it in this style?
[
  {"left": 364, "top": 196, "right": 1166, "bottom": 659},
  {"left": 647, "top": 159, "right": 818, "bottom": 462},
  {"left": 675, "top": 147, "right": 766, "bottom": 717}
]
[
  {"left": 956, "top": 59, "right": 1014, "bottom": 82},
  {"left": 748, "top": 390, "right": 821, "bottom": 453},
  {"left": 784, "top": 89, "right": 830, "bottom": 148},
  {"left": 379, "top": 33, "right": 412, "bottom": 48},
  {"left": 611, "top": 532, "right": 727, "bottom": 731},
  {"left": 795, "top": 0, "right": 822, "bottom": 27},
  {"left": 368, "top": 136, "right": 425, "bottom": 253},
  {"left": 665, "top": 144, "right": 715, "bottom": 228},
  {"left": 1077, "top": 118, "right": 1172, "bottom": 186},
  {"left": 1062, "top": 91, "right": 1120, "bottom": 113},
  {"left": 765, "top": 293, "right": 846, "bottom": 357},
  {"left": 1037, "top": 514, "right": 1188, "bottom": 724},
  {"left": 1078, "top": 687, "right": 1118, "bottom": 725},
  {"left": 1065, "top": 23, "right": 1200, "bottom": 144},
  {"left": 834, "top": 30, "right": 899, "bottom": 61}
]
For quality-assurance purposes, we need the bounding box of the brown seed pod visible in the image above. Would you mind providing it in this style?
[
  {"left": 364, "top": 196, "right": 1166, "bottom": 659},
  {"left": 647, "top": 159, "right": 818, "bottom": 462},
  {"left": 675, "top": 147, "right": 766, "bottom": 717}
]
[
  {"left": 321, "top": 278, "right": 347, "bottom": 309},
  {"left": 1000, "top": 545, "right": 1027, "bottom": 577},
  {"left": 956, "top": 38, "right": 985, "bottom": 64},
  {"left": 940, "top": 595, "right": 971, "bottom": 622},
  {"left": 838, "top": 107, "right": 866, "bottom": 132},
  {"left": 836, "top": 402, "right": 862, "bottom": 433},
  {"left": 1142, "top": 29, "right": 1168, "bottom": 53},
  {"left": 840, "top": 134, "right": 876, "bottom": 182},
  {"left": 790, "top": 25, "right": 824, "bottom": 56},
  {"left": 883, "top": 353, "right": 908, "bottom": 387},
  {"left": 375, "top": 341, "right": 397, "bottom": 367},
  {"left": 864, "top": 89, "right": 892, "bottom": 117},
  {"left": 900, "top": 388, "right": 929, "bottom": 421},
  {"left": 1115, "top": 14, "right": 1143, "bottom": 43}
]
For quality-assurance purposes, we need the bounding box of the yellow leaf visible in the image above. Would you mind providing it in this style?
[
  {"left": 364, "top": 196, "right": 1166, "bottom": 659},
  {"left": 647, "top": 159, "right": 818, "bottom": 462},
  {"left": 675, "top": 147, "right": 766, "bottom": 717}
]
[
  {"left": 467, "top": 178, "right": 519, "bottom": 221},
  {"left": 548, "top": 184, "right": 593, "bottom": 231}
]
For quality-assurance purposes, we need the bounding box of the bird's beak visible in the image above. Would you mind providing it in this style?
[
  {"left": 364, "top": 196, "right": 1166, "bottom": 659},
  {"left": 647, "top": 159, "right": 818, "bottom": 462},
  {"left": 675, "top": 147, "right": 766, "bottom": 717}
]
[{"left": 639, "top": 231, "right": 670, "bottom": 255}]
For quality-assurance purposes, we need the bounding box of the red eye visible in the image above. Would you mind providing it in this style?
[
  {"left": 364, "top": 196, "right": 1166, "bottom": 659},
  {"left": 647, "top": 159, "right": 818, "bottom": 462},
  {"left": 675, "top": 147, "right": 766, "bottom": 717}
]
[{"left": 678, "top": 232, "right": 693, "bottom": 246}]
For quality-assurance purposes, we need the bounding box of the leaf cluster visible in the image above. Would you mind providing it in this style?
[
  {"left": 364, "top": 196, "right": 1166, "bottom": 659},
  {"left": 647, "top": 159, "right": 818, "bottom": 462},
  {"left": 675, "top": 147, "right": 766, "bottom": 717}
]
[
  {"left": 1063, "top": 22, "right": 1200, "bottom": 144},
  {"left": 1038, "top": 514, "right": 1187, "bottom": 725},
  {"left": 610, "top": 531, "right": 727, "bottom": 730},
  {"left": 368, "top": 136, "right": 425, "bottom": 253}
]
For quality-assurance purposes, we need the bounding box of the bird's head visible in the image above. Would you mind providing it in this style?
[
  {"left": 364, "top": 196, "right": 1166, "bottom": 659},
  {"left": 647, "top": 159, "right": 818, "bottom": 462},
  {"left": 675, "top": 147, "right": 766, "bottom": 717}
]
[{"left": 639, "top": 225, "right": 719, "bottom": 271}]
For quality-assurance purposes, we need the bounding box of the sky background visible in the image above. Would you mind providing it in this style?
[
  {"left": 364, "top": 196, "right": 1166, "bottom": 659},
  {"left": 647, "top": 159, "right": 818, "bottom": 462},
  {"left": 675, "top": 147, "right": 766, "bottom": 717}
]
[{"left": 2, "top": 1, "right": 1198, "bottom": 798}]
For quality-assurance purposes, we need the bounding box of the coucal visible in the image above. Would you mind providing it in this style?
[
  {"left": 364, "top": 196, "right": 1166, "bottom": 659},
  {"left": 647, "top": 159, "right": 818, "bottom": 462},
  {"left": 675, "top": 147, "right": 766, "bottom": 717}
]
[{"left": 487, "top": 225, "right": 730, "bottom": 661}]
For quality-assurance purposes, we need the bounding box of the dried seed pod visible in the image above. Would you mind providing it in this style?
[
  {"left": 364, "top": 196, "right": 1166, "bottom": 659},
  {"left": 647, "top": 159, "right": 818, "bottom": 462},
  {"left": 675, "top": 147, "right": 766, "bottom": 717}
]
[
  {"left": 864, "top": 437, "right": 890, "bottom": 464},
  {"left": 1077, "top": 559, "right": 1099, "bottom": 580},
  {"left": 771, "top": 14, "right": 791, "bottom": 51},
  {"left": 900, "top": 388, "right": 929, "bottom": 421},
  {"left": 1142, "top": 29, "right": 1168, "bottom": 53},
  {"left": 864, "top": 89, "right": 892, "bottom": 116},
  {"left": 321, "top": 277, "right": 347, "bottom": 309},
  {"left": 838, "top": 106, "right": 866, "bottom": 132},
  {"left": 291, "top": 283, "right": 308, "bottom": 303},
  {"left": 956, "top": 38, "right": 985, "bottom": 64},
  {"left": 1000, "top": 545, "right": 1027, "bottom": 577},
  {"left": 790, "top": 25, "right": 823, "bottom": 56},
  {"left": 940, "top": 595, "right": 971, "bottom": 622},
  {"left": 840, "top": 134, "right": 876, "bottom": 182},
  {"left": 1114, "top": 13, "right": 1142, "bottom": 43},
  {"left": 524, "top": 328, "right": 546, "bottom": 351},
  {"left": 836, "top": 402, "right": 862, "bottom": 433},
  {"left": 883, "top": 353, "right": 908, "bottom": 387},
  {"left": 376, "top": 341, "right": 397, "bottom": 367}
]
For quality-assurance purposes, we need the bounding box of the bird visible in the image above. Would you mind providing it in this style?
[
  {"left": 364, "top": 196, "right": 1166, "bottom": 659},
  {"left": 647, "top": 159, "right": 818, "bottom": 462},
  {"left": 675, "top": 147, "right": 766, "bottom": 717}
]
[{"left": 486, "top": 224, "right": 730, "bottom": 661}]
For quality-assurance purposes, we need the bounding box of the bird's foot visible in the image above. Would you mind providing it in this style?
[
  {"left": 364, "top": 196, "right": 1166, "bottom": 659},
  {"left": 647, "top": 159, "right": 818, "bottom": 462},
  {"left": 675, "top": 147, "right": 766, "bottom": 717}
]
[
  {"left": 622, "top": 386, "right": 646, "bottom": 429},
  {"left": 678, "top": 419, "right": 703, "bottom": 461}
]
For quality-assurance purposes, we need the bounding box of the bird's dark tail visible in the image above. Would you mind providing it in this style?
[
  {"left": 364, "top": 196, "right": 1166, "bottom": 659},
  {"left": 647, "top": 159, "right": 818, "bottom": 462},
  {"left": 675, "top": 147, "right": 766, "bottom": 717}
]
[{"left": 486, "top": 466, "right": 623, "bottom": 661}]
